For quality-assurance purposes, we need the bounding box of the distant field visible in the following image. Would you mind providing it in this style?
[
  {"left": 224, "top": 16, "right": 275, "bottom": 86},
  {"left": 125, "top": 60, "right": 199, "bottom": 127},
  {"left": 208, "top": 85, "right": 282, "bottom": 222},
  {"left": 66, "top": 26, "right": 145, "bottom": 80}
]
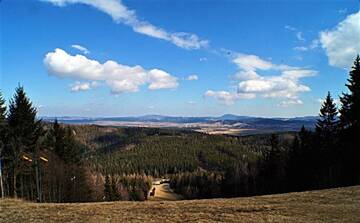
[{"left": 1, "top": 186, "right": 359, "bottom": 223}]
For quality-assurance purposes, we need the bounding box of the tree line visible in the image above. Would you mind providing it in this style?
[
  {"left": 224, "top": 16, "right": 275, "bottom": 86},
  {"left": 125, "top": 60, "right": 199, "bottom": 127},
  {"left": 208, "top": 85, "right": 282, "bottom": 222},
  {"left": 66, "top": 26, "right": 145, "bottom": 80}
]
[
  {"left": 0, "top": 87, "right": 92, "bottom": 202},
  {"left": 170, "top": 55, "right": 360, "bottom": 198}
]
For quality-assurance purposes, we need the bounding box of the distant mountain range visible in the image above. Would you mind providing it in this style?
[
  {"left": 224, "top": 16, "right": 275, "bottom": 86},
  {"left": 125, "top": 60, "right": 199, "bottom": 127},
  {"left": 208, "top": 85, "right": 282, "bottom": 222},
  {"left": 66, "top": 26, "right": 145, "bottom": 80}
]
[{"left": 41, "top": 114, "right": 317, "bottom": 132}]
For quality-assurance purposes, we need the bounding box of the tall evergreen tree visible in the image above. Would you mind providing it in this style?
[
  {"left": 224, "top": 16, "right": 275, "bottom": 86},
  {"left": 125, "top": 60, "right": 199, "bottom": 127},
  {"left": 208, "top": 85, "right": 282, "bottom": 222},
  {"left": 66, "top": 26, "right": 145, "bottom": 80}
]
[
  {"left": 315, "top": 92, "right": 340, "bottom": 187},
  {"left": 0, "top": 91, "right": 6, "bottom": 150},
  {"left": 0, "top": 91, "right": 7, "bottom": 153},
  {"left": 316, "top": 91, "right": 339, "bottom": 136},
  {"left": 49, "top": 119, "right": 66, "bottom": 160},
  {"left": 339, "top": 55, "right": 360, "bottom": 185},
  {"left": 259, "top": 134, "right": 285, "bottom": 194},
  {"left": 5, "top": 85, "right": 43, "bottom": 197},
  {"left": 0, "top": 91, "right": 7, "bottom": 198},
  {"left": 339, "top": 55, "right": 360, "bottom": 130},
  {"left": 104, "top": 174, "right": 112, "bottom": 201}
]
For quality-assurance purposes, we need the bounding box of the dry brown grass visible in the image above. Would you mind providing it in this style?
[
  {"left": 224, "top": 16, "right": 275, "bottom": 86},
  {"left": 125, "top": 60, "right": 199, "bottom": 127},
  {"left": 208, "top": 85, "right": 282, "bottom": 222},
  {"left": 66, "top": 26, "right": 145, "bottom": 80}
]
[{"left": 1, "top": 186, "right": 359, "bottom": 223}]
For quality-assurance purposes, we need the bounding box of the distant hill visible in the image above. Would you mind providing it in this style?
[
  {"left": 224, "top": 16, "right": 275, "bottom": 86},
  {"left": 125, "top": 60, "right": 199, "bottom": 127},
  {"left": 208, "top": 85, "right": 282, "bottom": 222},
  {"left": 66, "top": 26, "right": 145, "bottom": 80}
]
[{"left": 41, "top": 114, "right": 317, "bottom": 132}]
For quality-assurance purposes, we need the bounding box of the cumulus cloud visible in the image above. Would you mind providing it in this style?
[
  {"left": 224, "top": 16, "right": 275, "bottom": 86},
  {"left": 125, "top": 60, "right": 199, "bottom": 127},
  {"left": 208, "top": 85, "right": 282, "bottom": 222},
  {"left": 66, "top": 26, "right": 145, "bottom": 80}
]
[
  {"left": 206, "top": 53, "right": 317, "bottom": 106},
  {"left": 41, "top": 0, "right": 208, "bottom": 50},
  {"left": 186, "top": 74, "right": 198, "bottom": 81},
  {"left": 204, "top": 90, "right": 255, "bottom": 106},
  {"left": 71, "top": 44, "right": 90, "bottom": 54},
  {"left": 44, "top": 48, "right": 178, "bottom": 94},
  {"left": 70, "top": 81, "right": 97, "bottom": 92},
  {"left": 320, "top": 11, "right": 360, "bottom": 68}
]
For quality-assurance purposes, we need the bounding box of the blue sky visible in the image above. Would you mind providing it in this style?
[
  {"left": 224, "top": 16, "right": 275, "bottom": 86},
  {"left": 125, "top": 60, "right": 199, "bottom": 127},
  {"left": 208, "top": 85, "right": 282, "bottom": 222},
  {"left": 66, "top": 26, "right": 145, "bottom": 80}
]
[{"left": 1, "top": 0, "right": 359, "bottom": 117}]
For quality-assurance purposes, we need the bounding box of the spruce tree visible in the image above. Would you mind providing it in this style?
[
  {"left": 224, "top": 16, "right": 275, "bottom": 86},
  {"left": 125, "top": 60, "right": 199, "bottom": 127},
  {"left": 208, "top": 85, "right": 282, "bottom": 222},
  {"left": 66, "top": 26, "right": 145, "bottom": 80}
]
[
  {"left": 316, "top": 92, "right": 338, "bottom": 136},
  {"left": 0, "top": 91, "right": 6, "bottom": 198},
  {"left": 315, "top": 92, "right": 339, "bottom": 187},
  {"left": 104, "top": 174, "right": 112, "bottom": 201},
  {"left": 5, "top": 85, "right": 43, "bottom": 197},
  {"left": 259, "top": 134, "right": 284, "bottom": 194},
  {"left": 339, "top": 55, "right": 360, "bottom": 185},
  {"left": 50, "top": 119, "right": 66, "bottom": 160},
  {"left": 0, "top": 90, "right": 6, "bottom": 150},
  {"left": 339, "top": 55, "right": 360, "bottom": 130}
]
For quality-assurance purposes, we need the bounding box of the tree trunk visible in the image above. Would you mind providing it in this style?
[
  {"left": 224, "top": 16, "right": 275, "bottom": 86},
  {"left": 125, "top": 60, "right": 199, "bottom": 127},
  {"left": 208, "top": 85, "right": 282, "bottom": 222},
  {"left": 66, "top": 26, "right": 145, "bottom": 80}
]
[
  {"left": 13, "top": 170, "right": 17, "bottom": 198},
  {"left": 0, "top": 158, "right": 4, "bottom": 198}
]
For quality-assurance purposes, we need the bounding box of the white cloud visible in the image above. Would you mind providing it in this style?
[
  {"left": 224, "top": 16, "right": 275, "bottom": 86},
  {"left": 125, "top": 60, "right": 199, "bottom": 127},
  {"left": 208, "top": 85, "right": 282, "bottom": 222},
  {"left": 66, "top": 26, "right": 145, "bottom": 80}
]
[
  {"left": 71, "top": 44, "right": 90, "bottom": 54},
  {"left": 186, "top": 74, "right": 198, "bottom": 81},
  {"left": 285, "top": 25, "right": 296, "bottom": 31},
  {"left": 206, "top": 53, "right": 316, "bottom": 106},
  {"left": 187, "top": 101, "right": 196, "bottom": 104},
  {"left": 296, "top": 32, "right": 305, "bottom": 41},
  {"left": 320, "top": 11, "right": 360, "bottom": 68},
  {"left": 199, "top": 57, "right": 208, "bottom": 62},
  {"left": 148, "top": 69, "right": 178, "bottom": 90},
  {"left": 148, "top": 105, "right": 155, "bottom": 109},
  {"left": 285, "top": 25, "right": 305, "bottom": 41},
  {"left": 338, "top": 8, "right": 347, "bottom": 14},
  {"left": 44, "top": 48, "right": 178, "bottom": 94},
  {"left": 42, "top": 0, "right": 208, "bottom": 49},
  {"left": 309, "top": 39, "right": 320, "bottom": 49},
  {"left": 293, "top": 46, "right": 308, "bottom": 51},
  {"left": 232, "top": 54, "right": 273, "bottom": 71},
  {"left": 278, "top": 99, "right": 303, "bottom": 107},
  {"left": 204, "top": 90, "right": 255, "bottom": 106},
  {"left": 70, "top": 81, "right": 97, "bottom": 92}
]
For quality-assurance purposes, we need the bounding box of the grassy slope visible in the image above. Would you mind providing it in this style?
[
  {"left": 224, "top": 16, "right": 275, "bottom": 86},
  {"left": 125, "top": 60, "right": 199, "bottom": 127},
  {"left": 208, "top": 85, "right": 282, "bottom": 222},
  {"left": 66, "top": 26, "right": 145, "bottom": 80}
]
[{"left": 1, "top": 186, "right": 359, "bottom": 223}]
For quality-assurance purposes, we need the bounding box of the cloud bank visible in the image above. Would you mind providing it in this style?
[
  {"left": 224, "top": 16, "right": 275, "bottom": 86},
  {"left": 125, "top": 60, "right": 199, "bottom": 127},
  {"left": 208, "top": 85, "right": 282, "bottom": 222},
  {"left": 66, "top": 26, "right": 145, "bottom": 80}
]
[
  {"left": 42, "top": 0, "right": 208, "bottom": 50},
  {"left": 44, "top": 48, "right": 178, "bottom": 93}
]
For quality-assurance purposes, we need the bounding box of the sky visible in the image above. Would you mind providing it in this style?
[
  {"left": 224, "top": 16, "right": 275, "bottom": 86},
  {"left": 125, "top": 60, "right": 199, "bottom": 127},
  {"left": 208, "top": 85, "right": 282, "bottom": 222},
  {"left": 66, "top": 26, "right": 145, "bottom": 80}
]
[{"left": 1, "top": 0, "right": 359, "bottom": 118}]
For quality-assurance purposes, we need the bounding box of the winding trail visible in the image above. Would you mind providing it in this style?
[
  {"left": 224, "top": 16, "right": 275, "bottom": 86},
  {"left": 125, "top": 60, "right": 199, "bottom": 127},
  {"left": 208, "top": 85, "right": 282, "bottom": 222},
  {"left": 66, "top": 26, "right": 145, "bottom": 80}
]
[{"left": 148, "top": 180, "right": 182, "bottom": 201}]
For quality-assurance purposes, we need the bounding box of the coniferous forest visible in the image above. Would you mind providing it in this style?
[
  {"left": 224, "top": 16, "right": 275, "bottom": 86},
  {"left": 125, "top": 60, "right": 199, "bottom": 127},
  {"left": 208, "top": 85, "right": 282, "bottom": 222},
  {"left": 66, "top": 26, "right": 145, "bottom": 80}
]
[{"left": 0, "top": 56, "right": 359, "bottom": 202}]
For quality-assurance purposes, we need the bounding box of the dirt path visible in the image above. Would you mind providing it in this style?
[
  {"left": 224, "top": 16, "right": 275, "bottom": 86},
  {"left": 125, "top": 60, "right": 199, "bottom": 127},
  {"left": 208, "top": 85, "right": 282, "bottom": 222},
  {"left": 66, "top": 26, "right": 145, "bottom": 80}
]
[{"left": 148, "top": 180, "right": 182, "bottom": 201}]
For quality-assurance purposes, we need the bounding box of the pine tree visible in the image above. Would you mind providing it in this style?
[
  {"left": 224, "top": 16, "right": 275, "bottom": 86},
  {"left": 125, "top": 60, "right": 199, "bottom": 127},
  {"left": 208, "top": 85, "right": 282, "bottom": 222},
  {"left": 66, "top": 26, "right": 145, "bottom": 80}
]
[
  {"left": 49, "top": 119, "right": 66, "bottom": 160},
  {"left": 5, "top": 85, "right": 43, "bottom": 197},
  {"left": 315, "top": 92, "right": 340, "bottom": 187},
  {"left": 339, "top": 55, "right": 360, "bottom": 185},
  {"left": 259, "top": 134, "right": 284, "bottom": 194},
  {"left": 316, "top": 92, "right": 339, "bottom": 136},
  {"left": 339, "top": 55, "right": 360, "bottom": 130},
  {"left": 0, "top": 90, "right": 6, "bottom": 150},
  {"left": 0, "top": 91, "right": 7, "bottom": 198},
  {"left": 104, "top": 174, "right": 112, "bottom": 201},
  {"left": 287, "top": 135, "right": 301, "bottom": 191},
  {"left": 111, "top": 176, "right": 120, "bottom": 200}
]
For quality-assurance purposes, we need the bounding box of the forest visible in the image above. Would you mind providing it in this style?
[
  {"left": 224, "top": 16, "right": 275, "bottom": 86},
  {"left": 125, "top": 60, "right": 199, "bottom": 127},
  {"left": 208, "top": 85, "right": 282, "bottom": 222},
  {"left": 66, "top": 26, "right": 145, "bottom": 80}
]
[{"left": 0, "top": 56, "right": 359, "bottom": 202}]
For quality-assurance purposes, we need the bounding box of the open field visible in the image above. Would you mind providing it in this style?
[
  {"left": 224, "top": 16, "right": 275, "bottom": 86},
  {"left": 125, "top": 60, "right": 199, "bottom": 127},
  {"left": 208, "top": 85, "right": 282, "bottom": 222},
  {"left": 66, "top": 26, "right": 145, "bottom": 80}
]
[{"left": 1, "top": 186, "right": 359, "bottom": 223}]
